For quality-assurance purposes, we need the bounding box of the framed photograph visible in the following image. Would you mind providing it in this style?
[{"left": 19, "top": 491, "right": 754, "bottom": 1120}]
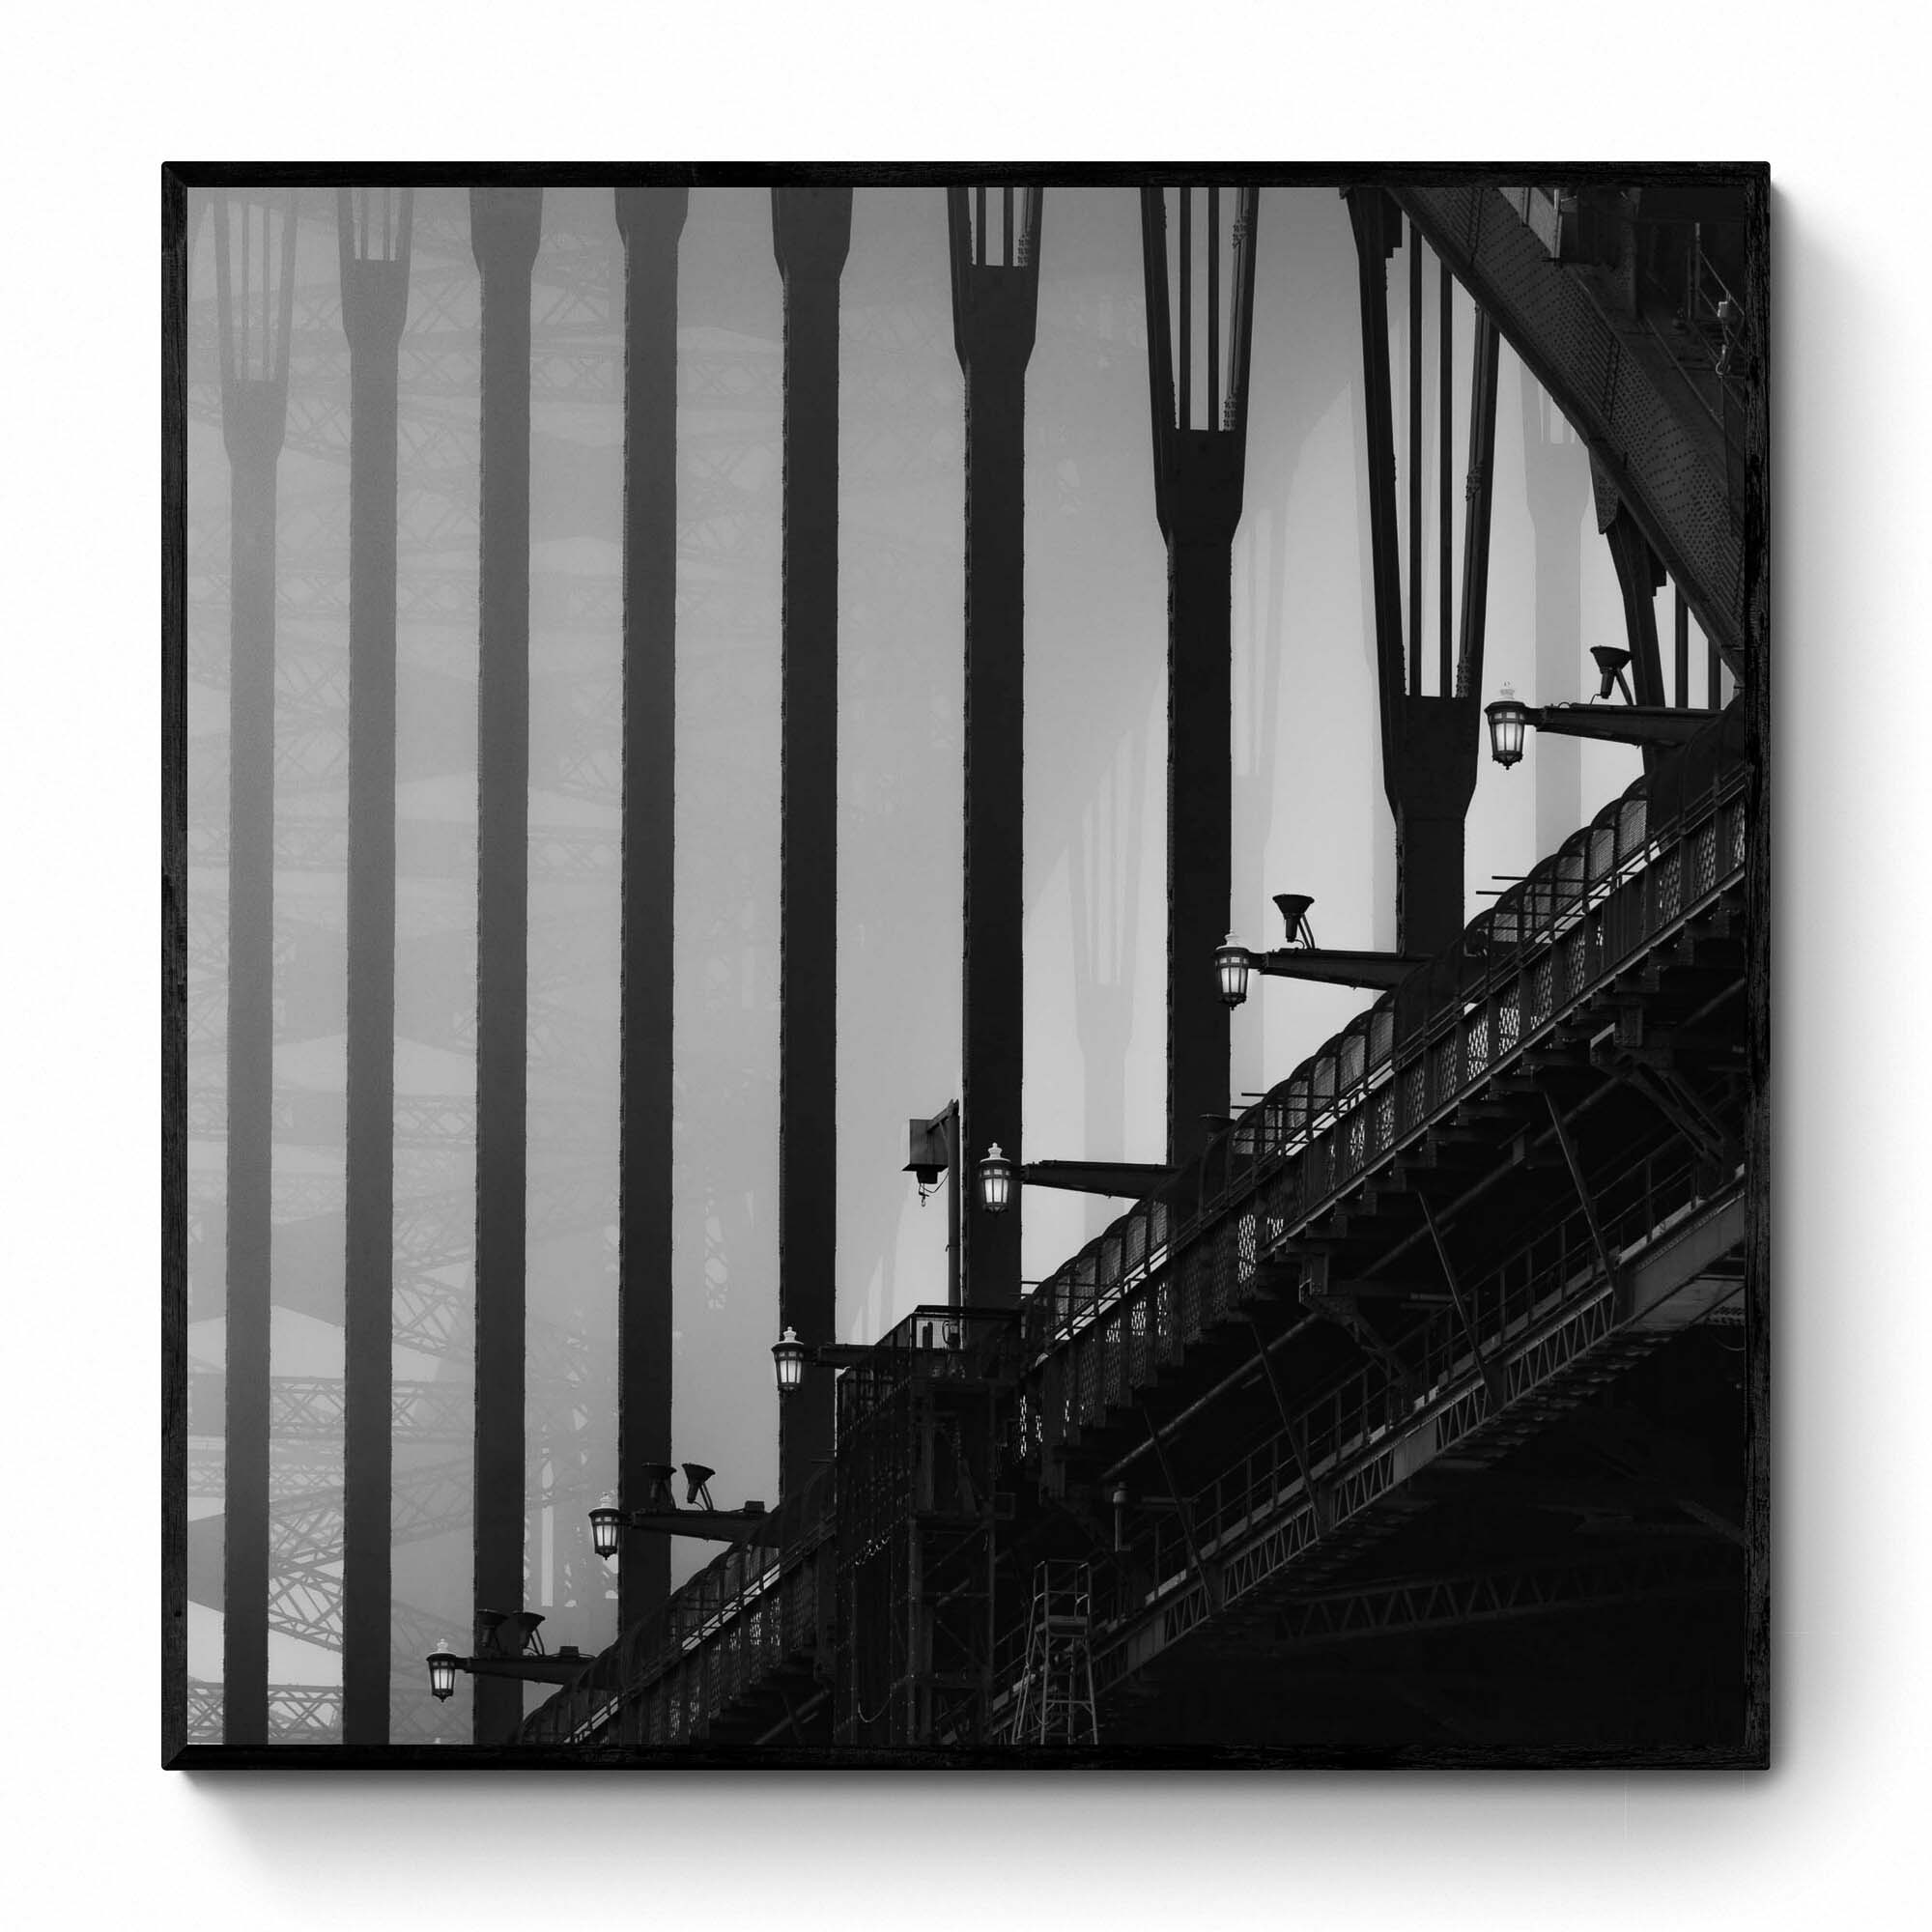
[{"left": 163, "top": 164, "right": 1766, "bottom": 1766}]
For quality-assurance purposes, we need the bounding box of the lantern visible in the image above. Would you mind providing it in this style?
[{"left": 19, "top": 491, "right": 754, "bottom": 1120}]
[
  {"left": 772, "top": 1326, "right": 808, "bottom": 1396},
  {"left": 980, "top": 1144, "right": 1014, "bottom": 1214},
  {"left": 426, "top": 1638, "right": 460, "bottom": 1701},
  {"left": 588, "top": 1502, "right": 624, "bottom": 1561},
  {"left": 1215, "top": 934, "right": 1251, "bottom": 1007},
  {"left": 1486, "top": 687, "right": 1528, "bottom": 769}
]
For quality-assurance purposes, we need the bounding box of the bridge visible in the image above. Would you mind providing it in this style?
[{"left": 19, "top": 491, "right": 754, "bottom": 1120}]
[
  {"left": 166, "top": 168, "right": 1765, "bottom": 1764},
  {"left": 516, "top": 702, "right": 1749, "bottom": 1757}
]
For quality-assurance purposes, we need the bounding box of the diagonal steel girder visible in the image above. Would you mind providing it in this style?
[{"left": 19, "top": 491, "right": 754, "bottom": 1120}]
[{"left": 1389, "top": 181, "right": 1753, "bottom": 666}]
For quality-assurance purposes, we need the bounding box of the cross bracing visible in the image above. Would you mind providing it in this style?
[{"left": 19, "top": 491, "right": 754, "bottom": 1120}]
[
  {"left": 185, "top": 1681, "right": 455, "bottom": 1747},
  {"left": 186, "top": 1371, "right": 471, "bottom": 1445}
]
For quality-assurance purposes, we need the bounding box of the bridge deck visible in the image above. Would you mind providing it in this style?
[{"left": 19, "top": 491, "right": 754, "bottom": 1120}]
[{"left": 519, "top": 705, "right": 1748, "bottom": 1751}]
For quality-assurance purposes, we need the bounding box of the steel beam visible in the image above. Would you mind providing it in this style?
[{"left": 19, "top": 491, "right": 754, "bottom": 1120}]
[
  {"left": 1247, "top": 947, "right": 1427, "bottom": 991},
  {"left": 1417, "top": 1195, "right": 1506, "bottom": 1406},
  {"left": 1267, "top": 1543, "right": 1739, "bottom": 1650},
  {"left": 469, "top": 185, "right": 543, "bottom": 1747},
  {"left": 613, "top": 186, "right": 688, "bottom": 1634},
  {"left": 1142, "top": 1403, "right": 1221, "bottom": 1614},
  {"left": 949, "top": 185, "right": 1041, "bottom": 1310},
  {"left": 1524, "top": 702, "right": 1721, "bottom": 750},
  {"left": 1016, "top": 1159, "right": 1174, "bottom": 1200},
  {"left": 1393, "top": 180, "right": 1746, "bottom": 663},
  {"left": 772, "top": 187, "right": 851, "bottom": 1496}
]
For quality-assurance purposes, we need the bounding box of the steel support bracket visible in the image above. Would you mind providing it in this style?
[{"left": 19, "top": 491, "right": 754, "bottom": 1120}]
[
  {"left": 1418, "top": 1196, "right": 1508, "bottom": 1407},
  {"left": 1142, "top": 1405, "right": 1222, "bottom": 1614}
]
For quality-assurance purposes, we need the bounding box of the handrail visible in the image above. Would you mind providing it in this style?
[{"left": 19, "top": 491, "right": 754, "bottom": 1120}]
[
  {"left": 1016, "top": 703, "right": 1747, "bottom": 1374},
  {"left": 516, "top": 1463, "right": 836, "bottom": 1746},
  {"left": 520, "top": 705, "right": 1749, "bottom": 1750},
  {"left": 518, "top": 1321, "right": 1025, "bottom": 1747}
]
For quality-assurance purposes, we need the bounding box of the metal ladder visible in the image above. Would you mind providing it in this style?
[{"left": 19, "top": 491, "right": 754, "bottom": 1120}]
[{"left": 1007, "top": 1560, "right": 1098, "bottom": 1746}]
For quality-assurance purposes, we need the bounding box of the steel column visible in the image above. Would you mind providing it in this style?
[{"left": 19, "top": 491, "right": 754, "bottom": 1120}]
[
  {"left": 613, "top": 187, "right": 688, "bottom": 1634},
  {"left": 1455, "top": 309, "right": 1501, "bottom": 699},
  {"left": 772, "top": 187, "right": 851, "bottom": 1495},
  {"left": 469, "top": 185, "right": 542, "bottom": 1746},
  {"left": 1166, "top": 523, "right": 1235, "bottom": 1156},
  {"left": 214, "top": 190, "right": 297, "bottom": 1747},
  {"left": 1520, "top": 366, "right": 1589, "bottom": 853},
  {"left": 1345, "top": 188, "right": 1407, "bottom": 758},
  {"left": 1347, "top": 190, "right": 1480, "bottom": 959},
  {"left": 1674, "top": 586, "right": 1690, "bottom": 708},
  {"left": 338, "top": 187, "right": 412, "bottom": 1747},
  {"left": 949, "top": 187, "right": 1040, "bottom": 1311},
  {"left": 1142, "top": 186, "right": 1259, "bottom": 1167},
  {"left": 1594, "top": 455, "right": 1669, "bottom": 773}
]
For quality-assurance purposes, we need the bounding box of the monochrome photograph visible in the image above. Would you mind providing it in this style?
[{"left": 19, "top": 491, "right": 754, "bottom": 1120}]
[{"left": 162, "top": 165, "right": 1766, "bottom": 1765}]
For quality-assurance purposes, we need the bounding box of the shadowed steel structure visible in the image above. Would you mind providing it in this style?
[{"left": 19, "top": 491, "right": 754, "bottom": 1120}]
[
  {"left": 214, "top": 188, "right": 298, "bottom": 1746},
  {"left": 613, "top": 186, "right": 689, "bottom": 1632},
  {"left": 1141, "top": 185, "right": 1261, "bottom": 1167},
  {"left": 948, "top": 185, "right": 1042, "bottom": 1310},
  {"left": 469, "top": 185, "right": 543, "bottom": 1746},
  {"left": 1344, "top": 189, "right": 1498, "bottom": 958},
  {"left": 1594, "top": 453, "right": 1671, "bottom": 776},
  {"left": 164, "top": 171, "right": 1768, "bottom": 1768},
  {"left": 772, "top": 187, "right": 852, "bottom": 1497},
  {"left": 337, "top": 185, "right": 413, "bottom": 1748},
  {"left": 517, "top": 702, "right": 1759, "bottom": 1758}
]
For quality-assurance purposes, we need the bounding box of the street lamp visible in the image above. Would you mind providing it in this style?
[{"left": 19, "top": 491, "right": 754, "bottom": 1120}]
[
  {"left": 772, "top": 1326, "right": 808, "bottom": 1395},
  {"left": 586, "top": 1466, "right": 770, "bottom": 1549},
  {"left": 1215, "top": 934, "right": 1251, "bottom": 1008},
  {"left": 771, "top": 1327, "right": 876, "bottom": 1398},
  {"left": 587, "top": 1502, "right": 625, "bottom": 1561},
  {"left": 975, "top": 1140, "right": 1173, "bottom": 1214},
  {"left": 980, "top": 1143, "right": 1015, "bottom": 1214},
  {"left": 1483, "top": 668, "right": 1721, "bottom": 768},
  {"left": 423, "top": 1613, "right": 588, "bottom": 1701},
  {"left": 1486, "top": 685, "right": 1529, "bottom": 768},
  {"left": 1216, "top": 895, "right": 1425, "bottom": 997}
]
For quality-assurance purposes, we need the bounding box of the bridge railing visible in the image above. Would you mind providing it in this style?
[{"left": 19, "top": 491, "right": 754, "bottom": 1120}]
[
  {"left": 1131, "top": 1145, "right": 1706, "bottom": 1594},
  {"left": 1016, "top": 706, "right": 1747, "bottom": 1436},
  {"left": 836, "top": 1303, "right": 1025, "bottom": 1433},
  {"left": 516, "top": 1463, "right": 835, "bottom": 1747}
]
